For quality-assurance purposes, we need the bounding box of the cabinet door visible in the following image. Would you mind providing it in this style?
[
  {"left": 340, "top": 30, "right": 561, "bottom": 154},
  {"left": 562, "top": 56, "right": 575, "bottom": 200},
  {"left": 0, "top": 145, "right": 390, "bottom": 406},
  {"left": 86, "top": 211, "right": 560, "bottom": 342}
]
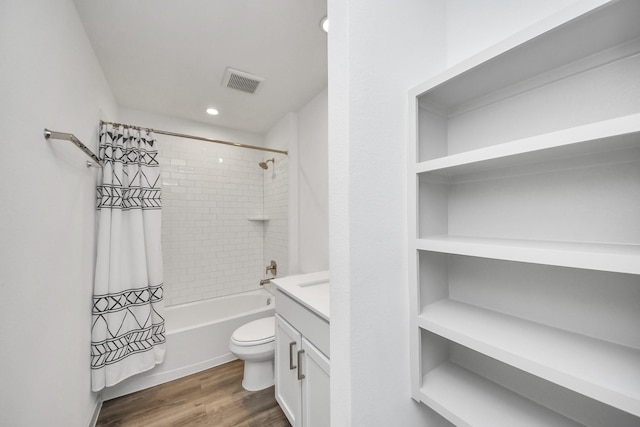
[
  {"left": 300, "top": 337, "right": 330, "bottom": 427},
  {"left": 275, "top": 314, "right": 302, "bottom": 427}
]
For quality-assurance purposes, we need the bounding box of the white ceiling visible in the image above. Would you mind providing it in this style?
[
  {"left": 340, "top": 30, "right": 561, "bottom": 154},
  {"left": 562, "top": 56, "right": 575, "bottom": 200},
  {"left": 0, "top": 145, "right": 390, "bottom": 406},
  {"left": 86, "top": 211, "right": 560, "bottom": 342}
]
[{"left": 73, "top": 0, "right": 328, "bottom": 134}]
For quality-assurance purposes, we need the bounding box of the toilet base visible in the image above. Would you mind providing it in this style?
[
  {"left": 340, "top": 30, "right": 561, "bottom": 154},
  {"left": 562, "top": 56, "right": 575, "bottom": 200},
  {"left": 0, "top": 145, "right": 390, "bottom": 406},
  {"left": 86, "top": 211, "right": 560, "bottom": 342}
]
[{"left": 242, "top": 359, "right": 274, "bottom": 391}]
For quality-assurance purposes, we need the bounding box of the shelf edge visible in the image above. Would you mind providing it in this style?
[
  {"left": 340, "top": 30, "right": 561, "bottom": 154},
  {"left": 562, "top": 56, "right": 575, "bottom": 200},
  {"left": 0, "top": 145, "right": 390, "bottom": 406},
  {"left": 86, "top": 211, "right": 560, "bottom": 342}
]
[
  {"left": 419, "top": 361, "right": 584, "bottom": 427},
  {"left": 415, "top": 113, "right": 640, "bottom": 175},
  {"left": 416, "top": 237, "right": 640, "bottom": 275}
]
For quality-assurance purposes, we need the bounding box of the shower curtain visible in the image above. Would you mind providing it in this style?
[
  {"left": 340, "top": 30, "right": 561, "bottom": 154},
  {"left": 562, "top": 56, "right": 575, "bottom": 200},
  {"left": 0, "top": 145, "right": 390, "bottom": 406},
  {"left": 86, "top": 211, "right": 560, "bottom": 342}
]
[{"left": 91, "top": 123, "right": 165, "bottom": 392}]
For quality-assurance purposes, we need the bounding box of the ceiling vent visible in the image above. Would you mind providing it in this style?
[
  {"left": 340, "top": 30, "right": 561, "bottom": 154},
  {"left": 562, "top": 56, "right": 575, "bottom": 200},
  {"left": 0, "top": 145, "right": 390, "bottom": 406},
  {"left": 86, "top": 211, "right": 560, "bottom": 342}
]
[{"left": 222, "top": 68, "right": 265, "bottom": 94}]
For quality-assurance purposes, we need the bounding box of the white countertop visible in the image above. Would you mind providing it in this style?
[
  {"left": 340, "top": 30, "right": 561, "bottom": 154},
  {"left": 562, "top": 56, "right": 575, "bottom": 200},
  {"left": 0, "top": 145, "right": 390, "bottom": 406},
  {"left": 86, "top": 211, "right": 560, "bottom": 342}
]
[{"left": 272, "top": 271, "right": 330, "bottom": 322}]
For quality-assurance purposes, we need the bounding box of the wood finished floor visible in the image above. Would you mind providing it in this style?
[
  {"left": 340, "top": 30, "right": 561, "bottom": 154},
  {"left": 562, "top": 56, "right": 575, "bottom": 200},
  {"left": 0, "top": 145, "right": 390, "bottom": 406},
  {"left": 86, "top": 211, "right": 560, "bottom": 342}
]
[{"left": 96, "top": 360, "right": 291, "bottom": 427}]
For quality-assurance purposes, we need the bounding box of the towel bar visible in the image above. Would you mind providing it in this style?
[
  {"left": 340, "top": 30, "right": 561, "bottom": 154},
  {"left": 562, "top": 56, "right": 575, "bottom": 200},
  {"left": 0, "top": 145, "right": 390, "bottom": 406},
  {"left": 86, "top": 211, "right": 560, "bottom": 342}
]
[{"left": 44, "top": 128, "right": 101, "bottom": 167}]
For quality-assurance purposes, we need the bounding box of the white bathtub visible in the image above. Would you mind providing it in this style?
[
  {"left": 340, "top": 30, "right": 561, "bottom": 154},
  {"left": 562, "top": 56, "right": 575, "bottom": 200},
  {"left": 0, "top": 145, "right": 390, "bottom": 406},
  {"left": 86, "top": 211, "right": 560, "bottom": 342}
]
[{"left": 102, "top": 288, "right": 275, "bottom": 400}]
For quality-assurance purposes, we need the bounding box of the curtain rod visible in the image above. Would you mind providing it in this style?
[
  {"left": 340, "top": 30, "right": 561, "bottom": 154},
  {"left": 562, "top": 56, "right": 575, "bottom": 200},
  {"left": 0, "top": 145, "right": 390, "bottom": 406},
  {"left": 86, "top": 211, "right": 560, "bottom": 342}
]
[{"left": 100, "top": 120, "right": 288, "bottom": 155}]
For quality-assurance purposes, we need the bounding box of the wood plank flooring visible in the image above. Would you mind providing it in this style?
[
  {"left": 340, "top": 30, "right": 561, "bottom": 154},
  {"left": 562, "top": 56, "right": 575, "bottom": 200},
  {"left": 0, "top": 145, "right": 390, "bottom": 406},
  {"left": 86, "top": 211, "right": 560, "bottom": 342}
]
[{"left": 96, "top": 360, "right": 291, "bottom": 427}]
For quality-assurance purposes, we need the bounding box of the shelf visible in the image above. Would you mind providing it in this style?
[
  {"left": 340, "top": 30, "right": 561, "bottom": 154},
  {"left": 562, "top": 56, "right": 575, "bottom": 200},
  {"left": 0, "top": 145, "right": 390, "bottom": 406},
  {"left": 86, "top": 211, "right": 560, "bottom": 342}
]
[
  {"left": 416, "top": 236, "right": 640, "bottom": 275},
  {"left": 248, "top": 216, "right": 270, "bottom": 221},
  {"left": 415, "top": 113, "right": 640, "bottom": 176},
  {"left": 419, "top": 361, "right": 582, "bottom": 427},
  {"left": 419, "top": 299, "right": 640, "bottom": 417},
  {"left": 410, "top": 0, "right": 640, "bottom": 110}
]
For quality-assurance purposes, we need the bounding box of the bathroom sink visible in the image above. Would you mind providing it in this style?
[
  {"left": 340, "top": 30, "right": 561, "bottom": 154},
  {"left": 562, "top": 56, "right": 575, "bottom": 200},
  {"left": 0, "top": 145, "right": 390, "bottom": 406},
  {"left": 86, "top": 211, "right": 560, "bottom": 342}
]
[
  {"left": 272, "top": 271, "right": 330, "bottom": 321},
  {"left": 298, "top": 279, "right": 329, "bottom": 288}
]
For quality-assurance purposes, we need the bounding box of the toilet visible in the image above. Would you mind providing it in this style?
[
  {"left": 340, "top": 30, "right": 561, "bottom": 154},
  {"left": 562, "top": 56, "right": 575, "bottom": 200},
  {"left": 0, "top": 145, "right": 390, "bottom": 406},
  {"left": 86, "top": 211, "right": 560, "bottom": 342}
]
[{"left": 229, "top": 316, "right": 276, "bottom": 391}]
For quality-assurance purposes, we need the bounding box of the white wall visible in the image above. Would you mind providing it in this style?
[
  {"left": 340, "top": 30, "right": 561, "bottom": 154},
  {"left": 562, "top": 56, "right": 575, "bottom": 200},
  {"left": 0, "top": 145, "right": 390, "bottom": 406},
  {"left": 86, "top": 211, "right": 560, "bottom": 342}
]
[
  {"left": 328, "top": 0, "right": 448, "bottom": 425},
  {"left": 328, "top": 0, "right": 594, "bottom": 426},
  {"left": 265, "top": 113, "right": 297, "bottom": 154},
  {"left": 265, "top": 89, "right": 329, "bottom": 277},
  {"left": 0, "top": 0, "right": 117, "bottom": 426},
  {"left": 445, "top": 0, "right": 581, "bottom": 65},
  {"left": 297, "top": 88, "right": 329, "bottom": 273}
]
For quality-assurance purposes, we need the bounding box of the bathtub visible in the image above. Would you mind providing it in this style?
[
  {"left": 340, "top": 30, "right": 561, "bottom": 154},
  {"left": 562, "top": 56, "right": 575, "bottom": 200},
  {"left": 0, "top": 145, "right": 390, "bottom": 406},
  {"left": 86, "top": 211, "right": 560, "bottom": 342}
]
[{"left": 102, "top": 288, "right": 275, "bottom": 400}]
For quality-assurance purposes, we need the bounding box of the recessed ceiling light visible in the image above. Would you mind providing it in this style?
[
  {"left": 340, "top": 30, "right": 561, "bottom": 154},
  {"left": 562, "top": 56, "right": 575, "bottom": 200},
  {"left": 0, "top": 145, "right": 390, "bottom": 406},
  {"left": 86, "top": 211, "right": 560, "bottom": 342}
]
[
  {"left": 320, "top": 16, "right": 329, "bottom": 33},
  {"left": 206, "top": 108, "right": 219, "bottom": 116}
]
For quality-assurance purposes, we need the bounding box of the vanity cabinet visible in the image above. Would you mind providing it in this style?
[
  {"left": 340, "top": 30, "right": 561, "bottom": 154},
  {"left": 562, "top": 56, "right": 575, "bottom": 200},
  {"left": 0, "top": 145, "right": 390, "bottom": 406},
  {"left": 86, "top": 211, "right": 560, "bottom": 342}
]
[
  {"left": 275, "top": 314, "right": 302, "bottom": 426},
  {"left": 275, "top": 288, "right": 330, "bottom": 427},
  {"left": 299, "top": 336, "right": 330, "bottom": 427},
  {"left": 408, "top": 1, "right": 640, "bottom": 426}
]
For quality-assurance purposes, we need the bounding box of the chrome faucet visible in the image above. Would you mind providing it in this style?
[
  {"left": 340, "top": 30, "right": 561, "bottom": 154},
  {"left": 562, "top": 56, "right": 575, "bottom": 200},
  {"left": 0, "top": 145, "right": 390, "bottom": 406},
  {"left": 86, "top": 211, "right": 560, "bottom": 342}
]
[
  {"left": 260, "top": 278, "right": 271, "bottom": 286},
  {"left": 266, "top": 260, "right": 277, "bottom": 276}
]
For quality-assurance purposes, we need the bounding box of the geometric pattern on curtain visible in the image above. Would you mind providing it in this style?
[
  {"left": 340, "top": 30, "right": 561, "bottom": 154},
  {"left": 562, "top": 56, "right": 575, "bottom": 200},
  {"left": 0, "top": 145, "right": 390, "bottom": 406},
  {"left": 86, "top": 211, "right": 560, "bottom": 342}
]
[
  {"left": 91, "top": 123, "right": 166, "bottom": 392},
  {"left": 91, "top": 284, "right": 164, "bottom": 368}
]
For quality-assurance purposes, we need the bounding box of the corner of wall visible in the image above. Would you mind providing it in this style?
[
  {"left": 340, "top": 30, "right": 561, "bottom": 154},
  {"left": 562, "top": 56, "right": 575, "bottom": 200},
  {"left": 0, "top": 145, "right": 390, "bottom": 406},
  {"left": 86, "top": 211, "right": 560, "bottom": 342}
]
[
  {"left": 87, "top": 394, "right": 103, "bottom": 427},
  {"left": 287, "top": 112, "right": 300, "bottom": 274}
]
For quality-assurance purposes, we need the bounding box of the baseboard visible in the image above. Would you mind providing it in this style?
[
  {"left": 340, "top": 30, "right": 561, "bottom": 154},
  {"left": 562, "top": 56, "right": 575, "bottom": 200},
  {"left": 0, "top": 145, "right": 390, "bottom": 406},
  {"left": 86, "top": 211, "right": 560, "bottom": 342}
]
[
  {"left": 88, "top": 394, "right": 103, "bottom": 427},
  {"left": 102, "top": 353, "right": 238, "bottom": 401}
]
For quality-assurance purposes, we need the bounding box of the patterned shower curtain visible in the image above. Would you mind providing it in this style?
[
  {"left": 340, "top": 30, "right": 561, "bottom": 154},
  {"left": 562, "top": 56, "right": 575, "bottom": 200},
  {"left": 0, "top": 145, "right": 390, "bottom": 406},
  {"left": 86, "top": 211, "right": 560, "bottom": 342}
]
[{"left": 91, "top": 123, "right": 165, "bottom": 392}]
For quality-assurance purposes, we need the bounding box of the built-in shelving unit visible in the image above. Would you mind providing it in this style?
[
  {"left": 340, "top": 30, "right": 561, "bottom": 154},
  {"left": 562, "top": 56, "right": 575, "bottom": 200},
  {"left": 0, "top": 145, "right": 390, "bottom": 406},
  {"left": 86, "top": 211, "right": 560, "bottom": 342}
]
[{"left": 408, "top": 1, "right": 640, "bottom": 425}]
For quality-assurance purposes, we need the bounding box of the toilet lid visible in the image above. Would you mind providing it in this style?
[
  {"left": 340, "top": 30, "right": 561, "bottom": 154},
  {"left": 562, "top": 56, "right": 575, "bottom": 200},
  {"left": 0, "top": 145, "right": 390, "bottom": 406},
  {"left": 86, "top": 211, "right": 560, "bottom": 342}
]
[{"left": 231, "top": 317, "right": 275, "bottom": 346}]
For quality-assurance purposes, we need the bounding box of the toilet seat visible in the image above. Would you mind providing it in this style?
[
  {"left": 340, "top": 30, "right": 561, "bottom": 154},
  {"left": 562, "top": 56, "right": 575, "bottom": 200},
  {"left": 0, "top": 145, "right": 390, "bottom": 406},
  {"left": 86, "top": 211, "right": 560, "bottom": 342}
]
[{"left": 231, "top": 317, "right": 275, "bottom": 347}]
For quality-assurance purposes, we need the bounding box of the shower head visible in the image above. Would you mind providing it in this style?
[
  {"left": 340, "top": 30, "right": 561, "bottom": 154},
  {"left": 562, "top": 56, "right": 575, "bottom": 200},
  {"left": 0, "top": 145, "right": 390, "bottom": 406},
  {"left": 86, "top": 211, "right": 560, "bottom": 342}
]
[{"left": 259, "top": 158, "right": 275, "bottom": 170}]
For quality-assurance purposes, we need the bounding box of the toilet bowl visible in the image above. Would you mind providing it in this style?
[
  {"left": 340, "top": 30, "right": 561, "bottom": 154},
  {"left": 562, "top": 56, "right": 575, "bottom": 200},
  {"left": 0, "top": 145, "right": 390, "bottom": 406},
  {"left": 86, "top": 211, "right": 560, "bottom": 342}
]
[{"left": 229, "top": 316, "right": 276, "bottom": 391}]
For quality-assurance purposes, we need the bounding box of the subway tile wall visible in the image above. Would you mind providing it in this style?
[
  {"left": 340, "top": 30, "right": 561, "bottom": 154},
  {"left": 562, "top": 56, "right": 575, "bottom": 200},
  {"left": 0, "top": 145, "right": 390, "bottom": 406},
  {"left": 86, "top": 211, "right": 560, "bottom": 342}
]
[
  {"left": 159, "top": 136, "right": 278, "bottom": 306},
  {"left": 264, "top": 153, "right": 289, "bottom": 279}
]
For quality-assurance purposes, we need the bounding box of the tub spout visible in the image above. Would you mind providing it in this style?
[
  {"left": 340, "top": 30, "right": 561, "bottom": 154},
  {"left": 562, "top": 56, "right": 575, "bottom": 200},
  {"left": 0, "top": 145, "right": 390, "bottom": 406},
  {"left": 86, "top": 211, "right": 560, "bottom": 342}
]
[{"left": 260, "top": 278, "right": 271, "bottom": 286}]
